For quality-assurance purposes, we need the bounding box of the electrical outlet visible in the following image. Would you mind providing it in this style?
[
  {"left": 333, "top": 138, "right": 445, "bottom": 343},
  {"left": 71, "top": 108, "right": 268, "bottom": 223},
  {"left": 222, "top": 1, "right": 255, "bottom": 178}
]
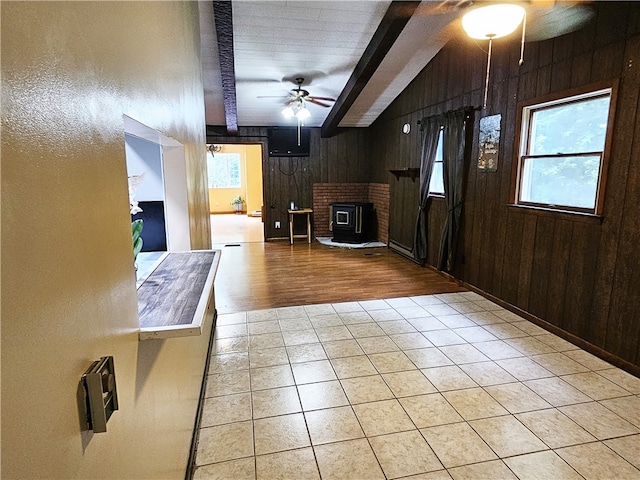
[{"left": 275, "top": 221, "right": 281, "bottom": 228}]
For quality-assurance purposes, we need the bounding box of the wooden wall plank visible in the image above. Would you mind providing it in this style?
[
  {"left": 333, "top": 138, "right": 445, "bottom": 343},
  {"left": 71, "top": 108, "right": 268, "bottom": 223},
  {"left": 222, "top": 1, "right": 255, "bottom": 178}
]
[
  {"left": 492, "top": 76, "right": 520, "bottom": 297},
  {"left": 552, "top": 33, "right": 574, "bottom": 62},
  {"left": 546, "top": 221, "right": 573, "bottom": 329},
  {"left": 516, "top": 214, "right": 537, "bottom": 310},
  {"left": 528, "top": 216, "right": 555, "bottom": 319},
  {"left": 591, "top": 43, "right": 626, "bottom": 82},
  {"left": 549, "top": 59, "right": 573, "bottom": 93},
  {"left": 594, "top": 2, "right": 630, "bottom": 48},
  {"left": 563, "top": 223, "right": 601, "bottom": 338},
  {"left": 469, "top": 164, "right": 486, "bottom": 287},
  {"left": 571, "top": 52, "right": 593, "bottom": 87},
  {"left": 500, "top": 211, "right": 524, "bottom": 306},
  {"left": 535, "top": 64, "right": 552, "bottom": 97}
]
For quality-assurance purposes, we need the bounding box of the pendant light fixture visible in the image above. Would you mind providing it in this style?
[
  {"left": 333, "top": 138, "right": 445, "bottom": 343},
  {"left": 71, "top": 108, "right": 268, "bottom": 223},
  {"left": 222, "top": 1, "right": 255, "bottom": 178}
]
[{"left": 462, "top": 3, "right": 526, "bottom": 109}]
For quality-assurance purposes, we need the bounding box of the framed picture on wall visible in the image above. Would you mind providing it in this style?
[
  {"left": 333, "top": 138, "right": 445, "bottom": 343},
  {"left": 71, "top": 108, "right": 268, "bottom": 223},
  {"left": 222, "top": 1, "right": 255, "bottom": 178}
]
[{"left": 478, "top": 114, "right": 501, "bottom": 172}]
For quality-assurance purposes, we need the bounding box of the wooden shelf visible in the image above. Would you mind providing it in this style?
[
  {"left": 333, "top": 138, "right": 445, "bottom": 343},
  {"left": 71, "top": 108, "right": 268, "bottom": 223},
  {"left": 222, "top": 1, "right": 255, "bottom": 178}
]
[
  {"left": 137, "top": 250, "right": 220, "bottom": 340},
  {"left": 389, "top": 167, "right": 420, "bottom": 181}
]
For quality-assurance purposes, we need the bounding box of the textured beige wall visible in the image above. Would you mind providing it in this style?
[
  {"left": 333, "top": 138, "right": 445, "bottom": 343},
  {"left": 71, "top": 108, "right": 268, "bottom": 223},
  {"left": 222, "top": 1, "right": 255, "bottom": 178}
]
[
  {"left": 1, "top": 2, "right": 212, "bottom": 478},
  {"left": 245, "top": 144, "right": 264, "bottom": 215}
]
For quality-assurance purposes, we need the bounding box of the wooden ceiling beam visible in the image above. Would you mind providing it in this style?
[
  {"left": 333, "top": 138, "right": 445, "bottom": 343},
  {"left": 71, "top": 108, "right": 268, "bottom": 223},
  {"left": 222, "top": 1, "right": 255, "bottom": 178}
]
[
  {"left": 321, "top": 1, "right": 421, "bottom": 138},
  {"left": 213, "top": 1, "right": 238, "bottom": 135}
]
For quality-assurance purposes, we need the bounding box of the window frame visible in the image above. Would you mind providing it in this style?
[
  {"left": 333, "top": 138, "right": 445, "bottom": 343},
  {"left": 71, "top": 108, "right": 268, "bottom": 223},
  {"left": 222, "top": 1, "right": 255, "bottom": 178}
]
[
  {"left": 511, "top": 80, "right": 618, "bottom": 216},
  {"left": 206, "top": 151, "right": 242, "bottom": 189}
]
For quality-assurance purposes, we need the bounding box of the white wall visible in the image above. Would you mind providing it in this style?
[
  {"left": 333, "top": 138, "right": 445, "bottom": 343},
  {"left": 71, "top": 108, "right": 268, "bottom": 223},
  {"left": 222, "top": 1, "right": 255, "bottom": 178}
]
[
  {"left": 125, "top": 134, "right": 165, "bottom": 202},
  {"left": 1, "top": 2, "right": 211, "bottom": 478}
]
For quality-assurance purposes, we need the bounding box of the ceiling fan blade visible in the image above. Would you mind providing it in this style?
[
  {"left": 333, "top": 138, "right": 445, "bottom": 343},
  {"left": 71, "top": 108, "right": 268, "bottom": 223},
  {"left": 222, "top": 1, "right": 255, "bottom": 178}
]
[
  {"left": 525, "top": 3, "right": 595, "bottom": 41},
  {"left": 307, "top": 98, "right": 332, "bottom": 108},
  {"left": 256, "top": 95, "right": 291, "bottom": 99},
  {"left": 238, "top": 78, "right": 282, "bottom": 84},
  {"left": 308, "top": 96, "right": 336, "bottom": 102},
  {"left": 281, "top": 71, "right": 328, "bottom": 87}
]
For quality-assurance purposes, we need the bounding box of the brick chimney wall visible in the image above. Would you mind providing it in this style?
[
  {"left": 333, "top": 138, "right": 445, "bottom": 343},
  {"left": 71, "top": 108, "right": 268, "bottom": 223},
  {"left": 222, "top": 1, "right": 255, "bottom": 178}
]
[{"left": 312, "top": 183, "right": 389, "bottom": 244}]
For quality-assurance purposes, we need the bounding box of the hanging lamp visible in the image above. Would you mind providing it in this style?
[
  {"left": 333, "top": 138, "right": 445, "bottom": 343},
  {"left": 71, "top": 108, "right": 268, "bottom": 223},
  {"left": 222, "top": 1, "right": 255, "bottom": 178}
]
[{"left": 462, "top": 4, "right": 526, "bottom": 109}]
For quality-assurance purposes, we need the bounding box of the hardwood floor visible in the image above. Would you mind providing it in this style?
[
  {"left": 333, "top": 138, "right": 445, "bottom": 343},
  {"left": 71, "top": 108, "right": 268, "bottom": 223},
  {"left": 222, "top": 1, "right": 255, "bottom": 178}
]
[{"left": 213, "top": 241, "right": 466, "bottom": 313}]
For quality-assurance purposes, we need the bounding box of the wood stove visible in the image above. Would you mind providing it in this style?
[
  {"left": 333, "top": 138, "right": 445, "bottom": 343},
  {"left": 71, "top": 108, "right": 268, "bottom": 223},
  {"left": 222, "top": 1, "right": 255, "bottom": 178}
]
[{"left": 329, "top": 202, "right": 374, "bottom": 243}]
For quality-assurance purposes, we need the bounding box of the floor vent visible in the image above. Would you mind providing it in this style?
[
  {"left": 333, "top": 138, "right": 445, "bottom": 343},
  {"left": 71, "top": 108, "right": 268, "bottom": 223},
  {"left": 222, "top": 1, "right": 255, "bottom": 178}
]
[{"left": 224, "top": 244, "right": 241, "bottom": 247}]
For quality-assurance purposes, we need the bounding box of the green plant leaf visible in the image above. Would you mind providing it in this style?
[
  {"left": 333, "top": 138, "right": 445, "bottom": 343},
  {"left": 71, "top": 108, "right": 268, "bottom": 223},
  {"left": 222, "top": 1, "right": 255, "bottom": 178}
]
[
  {"left": 132, "top": 219, "right": 144, "bottom": 260},
  {"left": 132, "top": 219, "right": 144, "bottom": 238},
  {"left": 133, "top": 237, "right": 143, "bottom": 259}
]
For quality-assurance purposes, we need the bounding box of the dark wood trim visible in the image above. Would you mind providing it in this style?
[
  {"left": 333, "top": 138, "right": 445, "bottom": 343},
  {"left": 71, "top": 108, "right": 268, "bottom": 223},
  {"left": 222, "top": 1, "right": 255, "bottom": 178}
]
[
  {"left": 507, "top": 204, "right": 604, "bottom": 224},
  {"left": 320, "top": 1, "right": 421, "bottom": 138},
  {"left": 469, "top": 284, "right": 640, "bottom": 378},
  {"left": 597, "top": 78, "right": 619, "bottom": 214},
  {"left": 212, "top": 1, "right": 238, "bottom": 135},
  {"left": 426, "top": 264, "right": 640, "bottom": 377}
]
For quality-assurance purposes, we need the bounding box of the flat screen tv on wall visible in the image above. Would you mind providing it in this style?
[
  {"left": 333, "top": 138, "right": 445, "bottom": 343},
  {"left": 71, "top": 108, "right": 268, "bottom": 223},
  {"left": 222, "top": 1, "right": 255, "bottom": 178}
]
[{"left": 268, "top": 127, "right": 310, "bottom": 157}]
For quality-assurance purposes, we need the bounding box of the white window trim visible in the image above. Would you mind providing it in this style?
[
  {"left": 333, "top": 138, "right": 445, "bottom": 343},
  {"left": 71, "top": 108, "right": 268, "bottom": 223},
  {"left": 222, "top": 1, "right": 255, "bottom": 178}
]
[{"left": 207, "top": 152, "right": 242, "bottom": 189}]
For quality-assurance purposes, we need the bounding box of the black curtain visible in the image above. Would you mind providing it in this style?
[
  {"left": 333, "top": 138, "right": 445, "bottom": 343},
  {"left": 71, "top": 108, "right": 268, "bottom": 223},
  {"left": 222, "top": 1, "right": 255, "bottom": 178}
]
[
  {"left": 413, "top": 116, "right": 442, "bottom": 262},
  {"left": 438, "top": 108, "right": 472, "bottom": 272}
]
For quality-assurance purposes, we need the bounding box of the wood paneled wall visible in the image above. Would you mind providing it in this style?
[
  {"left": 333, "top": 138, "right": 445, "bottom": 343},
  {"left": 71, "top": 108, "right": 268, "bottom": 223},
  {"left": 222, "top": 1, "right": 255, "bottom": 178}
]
[
  {"left": 368, "top": 2, "right": 640, "bottom": 369},
  {"left": 206, "top": 126, "right": 370, "bottom": 239}
]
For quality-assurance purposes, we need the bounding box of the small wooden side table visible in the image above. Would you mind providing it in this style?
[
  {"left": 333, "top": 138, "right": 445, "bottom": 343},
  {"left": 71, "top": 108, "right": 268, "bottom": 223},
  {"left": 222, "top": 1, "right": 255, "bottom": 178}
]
[{"left": 288, "top": 208, "right": 313, "bottom": 244}]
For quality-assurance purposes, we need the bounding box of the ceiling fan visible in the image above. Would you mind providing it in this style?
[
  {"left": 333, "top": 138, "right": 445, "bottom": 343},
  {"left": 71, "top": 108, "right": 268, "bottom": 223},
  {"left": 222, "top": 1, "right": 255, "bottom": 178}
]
[
  {"left": 258, "top": 77, "right": 336, "bottom": 145},
  {"left": 258, "top": 77, "right": 336, "bottom": 108}
]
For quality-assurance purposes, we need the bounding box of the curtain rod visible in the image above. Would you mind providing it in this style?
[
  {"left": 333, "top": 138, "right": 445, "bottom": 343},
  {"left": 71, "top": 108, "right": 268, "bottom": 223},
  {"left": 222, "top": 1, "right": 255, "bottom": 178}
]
[{"left": 417, "top": 105, "right": 481, "bottom": 124}]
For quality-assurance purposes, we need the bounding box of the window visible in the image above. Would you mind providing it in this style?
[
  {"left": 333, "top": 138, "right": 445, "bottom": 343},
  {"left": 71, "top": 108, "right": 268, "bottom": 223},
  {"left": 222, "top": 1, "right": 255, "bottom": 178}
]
[
  {"left": 428, "top": 128, "right": 445, "bottom": 196},
  {"left": 515, "top": 86, "right": 614, "bottom": 214},
  {"left": 206, "top": 151, "right": 241, "bottom": 188}
]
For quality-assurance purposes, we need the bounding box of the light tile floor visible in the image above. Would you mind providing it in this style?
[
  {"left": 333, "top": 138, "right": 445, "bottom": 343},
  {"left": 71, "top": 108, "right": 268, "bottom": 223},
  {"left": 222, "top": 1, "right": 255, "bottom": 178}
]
[
  {"left": 211, "top": 213, "right": 264, "bottom": 244},
  {"left": 193, "top": 292, "right": 640, "bottom": 480}
]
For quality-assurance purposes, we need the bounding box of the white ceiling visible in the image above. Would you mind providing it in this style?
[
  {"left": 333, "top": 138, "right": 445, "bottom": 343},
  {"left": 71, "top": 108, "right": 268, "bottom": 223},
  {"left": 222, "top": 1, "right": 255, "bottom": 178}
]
[
  {"left": 232, "top": 0, "right": 392, "bottom": 127},
  {"left": 200, "top": 0, "right": 596, "bottom": 130},
  {"left": 200, "top": 0, "right": 458, "bottom": 129}
]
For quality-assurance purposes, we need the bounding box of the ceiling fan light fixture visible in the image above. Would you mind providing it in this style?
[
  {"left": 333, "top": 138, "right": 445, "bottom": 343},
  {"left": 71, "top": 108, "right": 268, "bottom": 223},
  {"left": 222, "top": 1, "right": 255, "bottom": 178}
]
[
  {"left": 281, "top": 106, "right": 295, "bottom": 118},
  {"left": 297, "top": 106, "right": 311, "bottom": 120},
  {"left": 462, "top": 4, "right": 525, "bottom": 39}
]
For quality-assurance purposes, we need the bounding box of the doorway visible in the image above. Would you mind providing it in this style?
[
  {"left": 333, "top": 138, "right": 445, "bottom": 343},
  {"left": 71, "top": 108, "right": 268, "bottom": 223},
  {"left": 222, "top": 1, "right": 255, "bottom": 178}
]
[
  {"left": 206, "top": 143, "right": 264, "bottom": 244},
  {"left": 124, "top": 115, "right": 190, "bottom": 252}
]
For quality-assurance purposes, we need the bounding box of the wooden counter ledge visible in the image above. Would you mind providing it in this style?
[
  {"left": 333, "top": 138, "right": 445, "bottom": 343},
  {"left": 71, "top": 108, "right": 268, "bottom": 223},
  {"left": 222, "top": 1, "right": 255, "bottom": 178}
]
[{"left": 137, "top": 250, "right": 220, "bottom": 341}]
